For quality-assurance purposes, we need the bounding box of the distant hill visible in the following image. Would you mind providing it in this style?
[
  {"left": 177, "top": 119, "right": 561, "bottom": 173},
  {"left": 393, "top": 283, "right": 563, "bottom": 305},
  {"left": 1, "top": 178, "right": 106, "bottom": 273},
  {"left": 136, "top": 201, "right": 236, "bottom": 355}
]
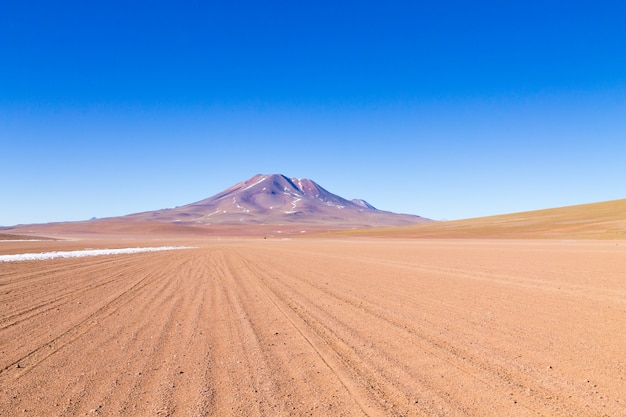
[
  {"left": 335, "top": 198, "right": 626, "bottom": 239},
  {"left": 0, "top": 233, "right": 55, "bottom": 241}
]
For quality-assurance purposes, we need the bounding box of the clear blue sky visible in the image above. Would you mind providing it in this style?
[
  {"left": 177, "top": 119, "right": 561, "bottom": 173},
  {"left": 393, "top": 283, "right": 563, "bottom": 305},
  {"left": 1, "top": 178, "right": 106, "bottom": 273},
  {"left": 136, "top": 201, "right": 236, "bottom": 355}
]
[{"left": 1, "top": 1, "right": 625, "bottom": 226}]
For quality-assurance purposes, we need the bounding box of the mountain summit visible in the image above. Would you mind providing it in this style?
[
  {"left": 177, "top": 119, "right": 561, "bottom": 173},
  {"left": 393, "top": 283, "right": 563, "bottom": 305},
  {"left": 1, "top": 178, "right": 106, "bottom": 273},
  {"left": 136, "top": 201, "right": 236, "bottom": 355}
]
[{"left": 125, "top": 174, "right": 430, "bottom": 227}]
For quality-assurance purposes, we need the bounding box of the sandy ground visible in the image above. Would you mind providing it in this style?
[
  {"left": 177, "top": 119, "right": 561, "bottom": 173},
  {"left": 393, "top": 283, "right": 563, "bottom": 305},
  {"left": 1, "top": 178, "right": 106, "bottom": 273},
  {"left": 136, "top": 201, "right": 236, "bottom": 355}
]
[
  {"left": 344, "top": 198, "right": 626, "bottom": 240},
  {"left": 1, "top": 238, "right": 625, "bottom": 416}
]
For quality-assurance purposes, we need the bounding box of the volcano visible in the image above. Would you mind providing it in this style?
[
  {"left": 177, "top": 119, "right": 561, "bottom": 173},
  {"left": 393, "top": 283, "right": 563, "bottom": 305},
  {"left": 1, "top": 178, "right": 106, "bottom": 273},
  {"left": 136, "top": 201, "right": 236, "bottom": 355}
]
[{"left": 124, "top": 174, "right": 430, "bottom": 227}]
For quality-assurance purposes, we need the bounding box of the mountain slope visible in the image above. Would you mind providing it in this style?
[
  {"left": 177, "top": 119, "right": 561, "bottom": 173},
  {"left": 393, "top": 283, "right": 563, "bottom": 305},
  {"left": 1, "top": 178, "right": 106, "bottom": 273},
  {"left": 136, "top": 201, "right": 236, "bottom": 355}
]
[
  {"left": 124, "top": 174, "right": 430, "bottom": 227},
  {"left": 335, "top": 198, "right": 626, "bottom": 239}
]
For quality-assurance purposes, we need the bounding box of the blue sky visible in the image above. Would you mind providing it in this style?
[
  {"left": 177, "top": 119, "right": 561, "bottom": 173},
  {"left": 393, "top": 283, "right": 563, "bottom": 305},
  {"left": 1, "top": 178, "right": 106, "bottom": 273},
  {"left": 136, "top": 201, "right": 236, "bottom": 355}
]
[{"left": 1, "top": 1, "right": 625, "bottom": 226}]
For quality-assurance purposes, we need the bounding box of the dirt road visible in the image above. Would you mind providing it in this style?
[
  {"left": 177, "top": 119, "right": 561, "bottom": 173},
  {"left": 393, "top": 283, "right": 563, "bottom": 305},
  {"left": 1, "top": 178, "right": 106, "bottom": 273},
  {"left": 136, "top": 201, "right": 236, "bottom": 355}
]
[{"left": 1, "top": 238, "right": 625, "bottom": 416}]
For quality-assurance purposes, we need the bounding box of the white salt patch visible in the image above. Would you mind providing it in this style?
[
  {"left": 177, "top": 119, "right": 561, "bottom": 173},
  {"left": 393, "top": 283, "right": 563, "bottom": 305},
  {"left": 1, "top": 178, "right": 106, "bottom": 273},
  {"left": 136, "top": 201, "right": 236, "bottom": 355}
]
[
  {"left": 0, "top": 246, "right": 193, "bottom": 263},
  {"left": 0, "top": 240, "right": 47, "bottom": 242}
]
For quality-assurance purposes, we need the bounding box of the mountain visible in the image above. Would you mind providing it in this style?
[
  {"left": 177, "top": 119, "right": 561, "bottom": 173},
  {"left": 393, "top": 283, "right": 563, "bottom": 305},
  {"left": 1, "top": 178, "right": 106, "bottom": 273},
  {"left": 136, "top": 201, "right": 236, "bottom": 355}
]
[{"left": 124, "top": 174, "right": 430, "bottom": 227}]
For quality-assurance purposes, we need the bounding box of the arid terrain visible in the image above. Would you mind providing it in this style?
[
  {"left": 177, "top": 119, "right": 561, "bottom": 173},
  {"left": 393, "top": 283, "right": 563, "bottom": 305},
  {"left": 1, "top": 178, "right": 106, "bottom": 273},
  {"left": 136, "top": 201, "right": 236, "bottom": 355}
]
[
  {"left": 1, "top": 235, "right": 625, "bottom": 416},
  {"left": 343, "top": 198, "right": 626, "bottom": 240}
]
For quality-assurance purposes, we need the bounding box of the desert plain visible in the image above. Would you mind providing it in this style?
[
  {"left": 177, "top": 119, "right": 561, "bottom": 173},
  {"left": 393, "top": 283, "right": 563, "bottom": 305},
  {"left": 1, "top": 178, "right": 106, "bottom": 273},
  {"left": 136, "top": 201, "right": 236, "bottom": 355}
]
[{"left": 1, "top": 227, "right": 625, "bottom": 417}]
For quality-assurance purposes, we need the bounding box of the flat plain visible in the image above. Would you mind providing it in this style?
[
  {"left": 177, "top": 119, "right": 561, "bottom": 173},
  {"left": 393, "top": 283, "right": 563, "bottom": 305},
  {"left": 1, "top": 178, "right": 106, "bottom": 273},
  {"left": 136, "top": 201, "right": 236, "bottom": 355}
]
[{"left": 1, "top": 237, "right": 625, "bottom": 416}]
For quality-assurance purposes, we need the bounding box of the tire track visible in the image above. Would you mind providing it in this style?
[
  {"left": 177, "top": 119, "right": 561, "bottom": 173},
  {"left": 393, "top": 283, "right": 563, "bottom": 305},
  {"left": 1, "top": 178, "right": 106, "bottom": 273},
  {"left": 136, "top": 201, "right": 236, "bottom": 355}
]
[
  {"left": 235, "top": 252, "right": 468, "bottom": 416},
  {"left": 234, "top": 246, "right": 586, "bottom": 416},
  {"left": 0, "top": 253, "right": 190, "bottom": 380},
  {"left": 0, "top": 257, "right": 155, "bottom": 331},
  {"left": 238, "top": 241, "right": 626, "bottom": 416},
  {"left": 2, "top": 239, "right": 624, "bottom": 417},
  {"left": 239, "top": 259, "right": 385, "bottom": 416},
  {"left": 283, "top": 252, "right": 622, "bottom": 416},
  {"left": 221, "top": 250, "right": 379, "bottom": 416}
]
